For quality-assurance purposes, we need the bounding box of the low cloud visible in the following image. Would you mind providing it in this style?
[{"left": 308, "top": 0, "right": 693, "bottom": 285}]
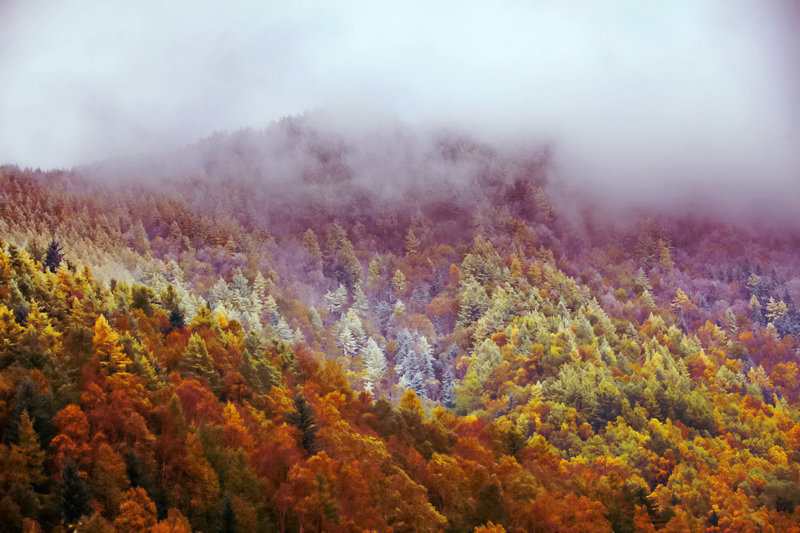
[{"left": 1, "top": 0, "right": 797, "bottom": 216}]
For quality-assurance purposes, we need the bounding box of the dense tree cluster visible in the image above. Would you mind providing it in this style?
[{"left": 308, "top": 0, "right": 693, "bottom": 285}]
[{"left": 1, "top": 121, "right": 800, "bottom": 531}]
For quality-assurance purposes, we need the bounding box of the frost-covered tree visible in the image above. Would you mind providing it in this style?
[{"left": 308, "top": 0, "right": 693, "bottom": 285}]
[
  {"left": 274, "top": 316, "right": 295, "bottom": 344},
  {"left": 392, "top": 269, "right": 407, "bottom": 295},
  {"left": 324, "top": 284, "right": 348, "bottom": 320},
  {"left": 352, "top": 284, "right": 369, "bottom": 317},
  {"left": 394, "top": 329, "right": 414, "bottom": 376},
  {"left": 457, "top": 278, "right": 491, "bottom": 326},
  {"left": 362, "top": 338, "right": 387, "bottom": 393},
  {"left": 338, "top": 324, "right": 358, "bottom": 357}
]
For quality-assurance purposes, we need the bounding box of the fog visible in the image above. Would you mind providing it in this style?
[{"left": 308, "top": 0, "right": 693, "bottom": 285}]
[{"left": 1, "top": 0, "right": 798, "bottom": 210}]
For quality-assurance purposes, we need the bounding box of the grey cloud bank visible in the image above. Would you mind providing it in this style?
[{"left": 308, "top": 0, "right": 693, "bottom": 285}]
[{"left": 1, "top": 0, "right": 797, "bottom": 208}]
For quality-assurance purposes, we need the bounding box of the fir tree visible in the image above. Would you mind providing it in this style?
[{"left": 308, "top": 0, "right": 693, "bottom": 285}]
[
  {"left": 362, "top": 338, "right": 387, "bottom": 393},
  {"left": 287, "top": 393, "right": 318, "bottom": 455},
  {"left": 180, "top": 334, "right": 217, "bottom": 387},
  {"left": 44, "top": 240, "right": 64, "bottom": 272},
  {"left": 60, "top": 459, "right": 92, "bottom": 524}
]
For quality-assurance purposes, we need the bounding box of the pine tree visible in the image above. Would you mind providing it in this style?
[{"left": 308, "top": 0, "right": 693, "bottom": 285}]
[
  {"left": 724, "top": 308, "right": 739, "bottom": 334},
  {"left": 394, "top": 329, "right": 414, "bottom": 377},
  {"left": 338, "top": 324, "right": 357, "bottom": 357},
  {"left": 302, "top": 229, "right": 323, "bottom": 270},
  {"left": 44, "top": 240, "right": 64, "bottom": 272},
  {"left": 457, "top": 279, "right": 490, "bottom": 326},
  {"left": 393, "top": 299, "right": 406, "bottom": 322},
  {"left": 376, "top": 300, "right": 394, "bottom": 334},
  {"left": 634, "top": 268, "right": 652, "bottom": 293},
  {"left": 251, "top": 271, "right": 270, "bottom": 320},
  {"left": 219, "top": 493, "right": 237, "bottom": 533},
  {"left": 310, "top": 307, "right": 323, "bottom": 330},
  {"left": 367, "top": 258, "right": 382, "bottom": 289},
  {"left": 408, "top": 336, "right": 435, "bottom": 397},
  {"left": 129, "top": 220, "right": 150, "bottom": 254},
  {"left": 765, "top": 298, "right": 788, "bottom": 323},
  {"left": 440, "top": 363, "right": 456, "bottom": 408},
  {"left": 211, "top": 278, "right": 233, "bottom": 310},
  {"left": 60, "top": 459, "right": 92, "bottom": 524},
  {"left": 274, "top": 316, "right": 295, "bottom": 344},
  {"left": 16, "top": 410, "right": 45, "bottom": 486},
  {"left": 324, "top": 285, "right": 347, "bottom": 320},
  {"left": 287, "top": 393, "right": 318, "bottom": 455},
  {"left": 392, "top": 270, "right": 407, "bottom": 295},
  {"left": 362, "top": 338, "right": 387, "bottom": 393},
  {"left": 404, "top": 228, "right": 421, "bottom": 255},
  {"left": 180, "top": 334, "right": 217, "bottom": 386},
  {"left": 352, "top": 284, "right": 369, "bottom": 317},
  {"left": 240, "top": 333, "right": 281, "bottom": 394},
  {"left": 93, "top": 314, "right": 132, "bottom": 374},
  {"left": 343, "top": 309, "right": 367, "bottom": 354}
]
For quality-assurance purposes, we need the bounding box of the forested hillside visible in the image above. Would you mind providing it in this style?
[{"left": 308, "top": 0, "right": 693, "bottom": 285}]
[{"left": 1, "top": 117, "right": 799, "bottom": 532}]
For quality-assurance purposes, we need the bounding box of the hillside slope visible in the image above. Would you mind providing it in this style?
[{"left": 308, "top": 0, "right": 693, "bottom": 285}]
[{"left": 1, "top": 121, "right": 799, "bottom": 531}]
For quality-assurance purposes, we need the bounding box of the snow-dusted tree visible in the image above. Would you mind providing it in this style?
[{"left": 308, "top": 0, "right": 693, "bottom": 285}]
[
  {"left": 640, "top": 289, "right": 656, "bottom": 311},
  {"left": 394, "top": 329, "right": 414, "bottom": 376},
  {"left": 404, "top": 228, "right": 421, "bottom": 255},
  {"left": 765, "top": 297, "right": 788, "bottom": 323},
  {"left": 301, "top": 228, "right": 323, "bottom": 270},
  {"left": 473, "top": 285, "right": 512, "bottom": 341},
  {"left": 263, "top": 294, "right": 279, "bottom": 323},
  {"left": 128, "top": 220, "right": 150, "bottom": 254},
  {"left": 408, "top": 336, "right": 435, "bottom": 397},
  {"left": 456, "top": 337, "right": 503, "bottom": 411},
  {"left": 393, "top": 299, "right": 406, "bottom": 322},
  {"left": 341, "top": 309, "right": 367, "bottom": 353},
  {"left": 373, "top": 300, "right": 392, "bottom": 334},
  {"left": 324, "top": 284, "right": 348, "bottom": 320},
  {"left": 634, "top": 268, "right": 652, "bottom": 293},
  {"left": 352, "top": 284, "right": 369, "bottom": 317},
  {"left": 274, "top": 316, "right": 295, "bottom": 344},
  {"left": 230, "top": 269, "right": 249, "bottom": 298},
  {"left": 252, "top": 271, "right": 270, "bottom": 317},
  {"left": 440, "top": 363, "right": 456, "bottom": 408},
  {"left": 457, "top": 278, "right": 491, "bottom": 326},
  {"left": 362, "top": 338, "right": 387, "bottom": 393},
  {"left": 211, "top": 278, "right": 233, "bottom": 309},
  {"left": 309, "top": 307, "right": 323, "bottom": 330},
  {"left": 338, "top": 324, "right": 358, "bottom": 357},
  {"left": 367, "top": 257, "right": 382, "bottom": 289},
  {"left": 392, "top": 269, "right": 407, "bottom": 295},
  {"left": 724, "top": 308, "right": 739, "bottom": 334}
]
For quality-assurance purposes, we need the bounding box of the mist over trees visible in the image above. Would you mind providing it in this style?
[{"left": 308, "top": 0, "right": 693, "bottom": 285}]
[{"left": 0, "top": 116, "right": 799, "bottom": 531}]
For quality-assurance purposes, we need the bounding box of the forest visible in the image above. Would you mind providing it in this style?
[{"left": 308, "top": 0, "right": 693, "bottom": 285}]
[{"left": 1, "top": 116, "right": 799, "bottom": 532}]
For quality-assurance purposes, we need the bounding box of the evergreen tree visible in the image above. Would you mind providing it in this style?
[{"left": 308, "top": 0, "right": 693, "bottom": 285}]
[
  {"left": 362, "top": 338, "right": 387, "bottom": 393},
  {"left": 376, "top": 300, "right": 394, "bottom": 334},
  {"left": 219, "top": 493, "right": 236, "bottom": 533},
  {"left": 309, "top": 307, "right": 323, "bottom": 330},
  {"left": 338, "top": 324, "right": 358, "bottom": 357},
  {"left": 60, "top": 459, "right": 92, "bottom": 524},
  {"left": 352, "top": 284, "right": 369, "bottom": 317},
  {"left": 287, "top": 393, "right": 318, "bottom": 455},
  {"left": 44, "top": 240, "right": 64, "bottom": 272},
  {"left": 392, "top": 269, "right": 407, "bottom": 295},
  {"left": 324, "top": 285, "right": 347, "bottom": 320},
  {"left": 16, "top": 410, "right": 45, "bottom": 486},
  {"left": 404, "top": 228, "right": 421, "bottom": 255},
  {"left": 274, "top": 316, "right": 295, "bottom": 344},
  {"left": 440, "top": 363, "right": 456, "bottom": 408},
  {"left": 394, "top": 329, "right": 414, "bottom": 376},
  {"left": 180, "top": 334, "right": 217, "bottom": 387}
]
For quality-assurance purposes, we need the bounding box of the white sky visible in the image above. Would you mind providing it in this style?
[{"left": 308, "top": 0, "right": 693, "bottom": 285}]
[{"left": 0, "top": 0, "right": 797, "bottom": 199}]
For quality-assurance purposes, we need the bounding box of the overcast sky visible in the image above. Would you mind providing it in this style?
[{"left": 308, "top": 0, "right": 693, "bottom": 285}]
[{"left": 1, "top": 0, "right": 798, "bottom": 199}]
